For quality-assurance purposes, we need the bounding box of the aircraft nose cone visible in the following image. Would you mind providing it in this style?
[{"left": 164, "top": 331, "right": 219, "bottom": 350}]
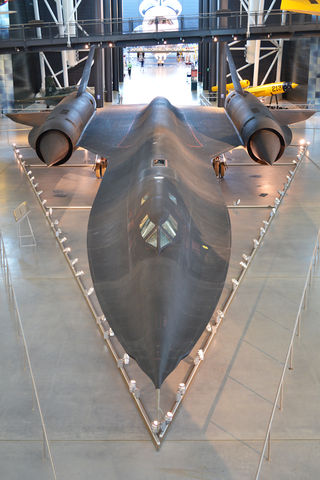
[
  {"left": 38, "top": 131, "right": 70, "bottom": 166},
  {"left": 291, "top": 82, "right": 298, "bottom": 89},
  {"left": 250, "top": 129, "right": 282, "bottom": 165}
]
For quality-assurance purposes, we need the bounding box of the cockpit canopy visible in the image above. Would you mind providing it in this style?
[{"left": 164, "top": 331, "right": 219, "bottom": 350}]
[{"left": 139, "top": 212, "right": 178, "bottom": 250}]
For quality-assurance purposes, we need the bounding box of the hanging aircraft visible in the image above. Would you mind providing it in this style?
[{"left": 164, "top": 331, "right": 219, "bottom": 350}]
[
  {"left": 6, "top": 46, "right": 315, "bottom": 389},
  {"left": 281, "top": 0, "right": 320, "bottom": 15}
]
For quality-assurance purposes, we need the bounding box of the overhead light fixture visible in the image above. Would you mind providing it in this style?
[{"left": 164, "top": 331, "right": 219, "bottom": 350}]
[
  {"left": 71, "top": 258, "right": 78, "bottom": 266},
  {"left": 213, "top": 36, "right": 218, "bottom": 42},
  {"left": 108, "top": 42, "right": 113, "bottom": 47},
  {"left": 87, "top": 287, "right": 94, "bottom": 296}
]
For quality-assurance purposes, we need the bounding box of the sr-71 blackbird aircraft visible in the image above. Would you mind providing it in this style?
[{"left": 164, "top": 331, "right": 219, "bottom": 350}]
[{"left": 7, "top": 46, "right": 315, "bottom": 389}]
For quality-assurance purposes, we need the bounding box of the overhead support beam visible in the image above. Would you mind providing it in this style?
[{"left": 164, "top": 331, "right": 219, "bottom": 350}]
[
  {"left": 111, "top": 0, "right": 120, "bottom": 92},
  {"left": 94, "top": 48, "right": 104, "bottom": 107},
  {"left": 32, "top": 0, "right": 46, "bottom": 91},
  {"left": 66, "top": 0, "right": 84, "bottom": 23},
  {"left": 217, "top": 41, "right": 227, "bottom": 107},
  {"left": 217, "top": 0, "right": 228, "bottom": 106},
  {"left": 117, "top": 0, "right": 124, "bottom": 84},
  {"left": 44, "top": 0, "right": 59, "bottom": 24},
  {"left": 104, "top": 0, "right": 113, "bottom": 102},
  {"left": 42, "top": 54, "right": 62, "bottom": 88},
  {"left": 55, "top": 0, "right": 69, "bottom": 86},
  {"left": 104, "top": 47, "right": 113, "bottom": 102},
  {"left": 261, "top": 49, "right": 279, "bottom": 84},
  {"left": 209, "top": 40, "right": 216, "bottom": 92},
  {"left": 94, "top": 0, "right": 105, "bottom": 107}
]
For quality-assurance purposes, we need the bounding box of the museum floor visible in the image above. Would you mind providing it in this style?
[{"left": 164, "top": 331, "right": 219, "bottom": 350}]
[{"left": 1, "top": 53, "right": 320, "bottom": 479}]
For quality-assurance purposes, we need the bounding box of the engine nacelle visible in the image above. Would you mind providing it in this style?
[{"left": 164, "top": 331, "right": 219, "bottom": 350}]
[
  {"left": 225, "top": 90, "right": 292, "bottom": 165},
  {"left": 29, "top": 91, "right": 95, "bottom": 166}
]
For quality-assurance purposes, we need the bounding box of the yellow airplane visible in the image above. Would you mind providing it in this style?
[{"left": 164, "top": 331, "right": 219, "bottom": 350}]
[
  {"left": 245, "top": 81, "right": 298, "bottom": 97},
  {"left": 211, "top": 79, "right": 250, "bottom": 92},
  {"left": 212, "top": 81, "right": 298, "bottom": 101},
  {"left": 281, "top": 0, "right": 320, "bottom": 15}
]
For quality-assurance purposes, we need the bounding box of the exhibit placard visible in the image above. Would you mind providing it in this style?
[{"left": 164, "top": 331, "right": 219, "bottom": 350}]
[{"left": 13, "top": 201, "right": 29, "bottom": 222}]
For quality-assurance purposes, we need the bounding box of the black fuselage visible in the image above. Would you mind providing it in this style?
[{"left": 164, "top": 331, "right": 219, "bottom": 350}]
[{"left": 87, "top": 98, "right": 231, "bottom": 387}]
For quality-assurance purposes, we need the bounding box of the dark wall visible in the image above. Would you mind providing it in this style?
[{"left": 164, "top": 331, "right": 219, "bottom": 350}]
[
  {"left": 282, "top": 39, "right": 310, "bottom": 103},
  {"left": 10, "top": 0, "right": 41, "bottom": 99}
]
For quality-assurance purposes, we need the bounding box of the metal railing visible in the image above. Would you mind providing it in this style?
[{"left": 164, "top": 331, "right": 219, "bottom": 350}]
[
  {"left": 11, "top": 145, "right": 161, "bottom": 448},
  {"left": 255, "top": 230, "right": 320, "bottom": 479},
  {"left": 0, "top": 10, "right": 319, "bottom": 46},
  {"left": 10, "top": 140, "right": 310, "bottom": 448},
  {"left": 200, "top": 92, "right": 318, "bottom": 111},
  {"left": 158, "top": 143, "right": 310, "bottom": 441},
  {"left": 0, "top": 232, "right": 57, "bottom": 479}
]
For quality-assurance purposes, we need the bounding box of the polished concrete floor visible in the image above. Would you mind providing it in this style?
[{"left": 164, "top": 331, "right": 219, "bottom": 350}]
[{"left": 1, "top": 53, "right": 320, "bottom": 479}]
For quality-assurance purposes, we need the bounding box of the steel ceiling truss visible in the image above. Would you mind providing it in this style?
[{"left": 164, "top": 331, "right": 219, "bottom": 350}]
[
  {"left": 235, "top": 0, "right": 285, "bottom": 86},
  {"left": 32, "top": 0, "right": 88, "bottom": 90}
]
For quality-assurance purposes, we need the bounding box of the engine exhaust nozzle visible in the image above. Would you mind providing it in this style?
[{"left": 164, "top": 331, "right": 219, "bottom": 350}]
[{"left": 248, "top": 129, "right": 283, "bottom": 165}]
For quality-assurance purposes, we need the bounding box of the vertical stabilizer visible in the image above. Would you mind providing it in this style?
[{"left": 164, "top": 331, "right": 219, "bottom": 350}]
[
  {"left": 225, "top": 46, "right": 244, "bottom": 95},
  {"left": 77, "top": 46, "right": 96, "bottom": 97}
]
